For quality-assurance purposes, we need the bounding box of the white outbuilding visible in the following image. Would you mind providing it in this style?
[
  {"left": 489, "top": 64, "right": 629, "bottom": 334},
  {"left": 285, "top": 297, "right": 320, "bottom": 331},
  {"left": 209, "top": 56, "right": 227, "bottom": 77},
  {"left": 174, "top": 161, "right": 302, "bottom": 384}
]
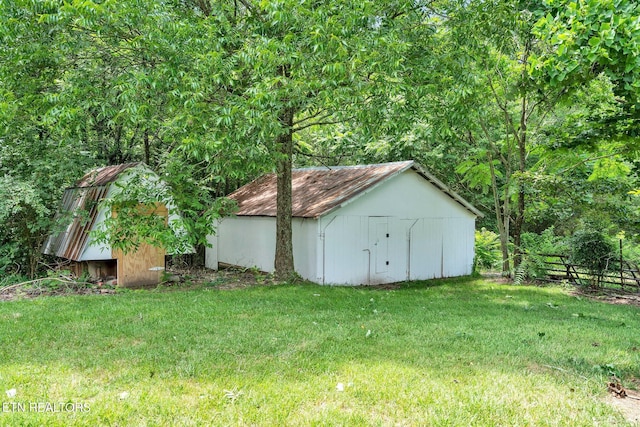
[{"left": 205, "top": 160, "right": 482, "bottom": 285}]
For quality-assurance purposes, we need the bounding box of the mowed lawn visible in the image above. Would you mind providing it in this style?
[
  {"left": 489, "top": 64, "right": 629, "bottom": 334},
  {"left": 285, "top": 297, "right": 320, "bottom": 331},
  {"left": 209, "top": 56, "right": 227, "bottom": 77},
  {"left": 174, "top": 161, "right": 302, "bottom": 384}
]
[{"left": 1, "top": 278, "right": 639, "bottom": 426}]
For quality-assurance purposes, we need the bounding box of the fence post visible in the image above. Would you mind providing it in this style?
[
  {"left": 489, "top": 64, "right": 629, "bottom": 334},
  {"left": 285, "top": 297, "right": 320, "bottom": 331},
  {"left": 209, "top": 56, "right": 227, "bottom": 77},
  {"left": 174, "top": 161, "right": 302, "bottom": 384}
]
[{"left": 620, "top": 239, "right": 624, "bottom": 291}]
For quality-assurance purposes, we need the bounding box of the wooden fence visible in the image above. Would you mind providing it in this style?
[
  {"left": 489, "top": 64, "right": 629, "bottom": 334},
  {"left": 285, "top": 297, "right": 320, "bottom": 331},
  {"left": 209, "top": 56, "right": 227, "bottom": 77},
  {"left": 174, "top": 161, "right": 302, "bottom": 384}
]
[{"left": 537, "top": 253, "right": 640, "bottom": 291}]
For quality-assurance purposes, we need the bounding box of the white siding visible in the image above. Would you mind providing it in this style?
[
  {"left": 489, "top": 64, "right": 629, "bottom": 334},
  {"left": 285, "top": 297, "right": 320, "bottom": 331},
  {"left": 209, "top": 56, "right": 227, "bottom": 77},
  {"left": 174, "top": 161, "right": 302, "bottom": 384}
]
[
  {"left": 335, "top": 169, "right": 476, "bottom": 221},
  {"left": 211, "top": 168, "right": 476, "bottom": 285},
  {"left": 79, "top": 205, "right": 112, "bottom": 261},
  {"left": 212, "top": 216, "right": 318, "bottom": 281},
  {"left": 205, "top": 222, "right": 218, "bottom": 270},
  {"left": 442, "top": 217, "right": 475, "bottom": 277},
  {"left": 320, "top": 215, "right": 369, "bottom": 285},
  {"left": 408, "top": 218, "right": 444, "bottom": 280},
  {"left": 216, "top": 216, "right": 277, "bottom": 273},
  {"left": 292, "top": 218, "right": 318, "bottom": 281},
  {"left": 316, "top": 169, "right": 476, "bottom": 284}
]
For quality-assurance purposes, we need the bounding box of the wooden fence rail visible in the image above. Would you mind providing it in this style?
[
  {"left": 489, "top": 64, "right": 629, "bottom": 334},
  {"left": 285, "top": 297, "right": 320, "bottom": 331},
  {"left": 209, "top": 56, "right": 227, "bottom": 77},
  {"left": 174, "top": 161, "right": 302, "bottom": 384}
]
[{"left": 536, "top": 253, "right": 640, "bottom": 291}]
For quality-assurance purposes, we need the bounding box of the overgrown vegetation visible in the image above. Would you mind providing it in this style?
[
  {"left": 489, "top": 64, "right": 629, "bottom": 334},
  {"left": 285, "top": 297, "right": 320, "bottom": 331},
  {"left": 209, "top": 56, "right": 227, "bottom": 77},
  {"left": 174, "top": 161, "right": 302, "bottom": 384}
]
[
  {"left": 0, "top": 278, "right": 638, "bottom": 425},
  {"left": 569, "top": 228, "right": 617, "bottom": 287},
  {"left": 473, "top": 228, "right": 501, "bottom": 274},
  {"left": 2, "top": 1, "right": 640, "bottom": 282}
]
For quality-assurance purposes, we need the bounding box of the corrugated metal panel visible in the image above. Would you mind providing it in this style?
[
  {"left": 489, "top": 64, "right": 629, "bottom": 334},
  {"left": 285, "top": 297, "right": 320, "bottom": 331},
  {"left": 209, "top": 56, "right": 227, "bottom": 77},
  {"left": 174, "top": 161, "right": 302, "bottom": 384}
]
[
  {"left": 231, "top": 161, "right": 413, "bottom": 218},
  {"left": 43, "top": 186, "right": 110, "bottom": 261},
  {"left": 229, "top": 160, "right": 482, "bottom": 218},
  {"left": 43, "top": 163, "right": 140, "bottom": 261}
]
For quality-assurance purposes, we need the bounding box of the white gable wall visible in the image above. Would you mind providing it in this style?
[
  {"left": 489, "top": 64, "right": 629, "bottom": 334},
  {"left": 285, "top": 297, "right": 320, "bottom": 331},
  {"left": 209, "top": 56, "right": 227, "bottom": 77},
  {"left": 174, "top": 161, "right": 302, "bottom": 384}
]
[
  {"left": 332, "top": 169, "right": 475, "bottom": 220},
  {"left": 317, "top": 169, "right": 476, "bottom": 284}
]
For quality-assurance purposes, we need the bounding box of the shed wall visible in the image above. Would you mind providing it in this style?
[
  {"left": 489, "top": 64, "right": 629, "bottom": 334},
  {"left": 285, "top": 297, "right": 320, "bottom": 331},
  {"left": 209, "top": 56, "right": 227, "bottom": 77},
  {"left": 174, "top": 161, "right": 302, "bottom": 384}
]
[
  {"left": 78, "top": 169, "right": 188, "bottom": 261},
  {"left": 317, "top": 169, "right": 476, "bottom": 284},
  {"left": 333, "top": 169, "right": 476, "bottom": 221},
  {"left": 213, "top": 216, "right": 317, "bottom": 280},
  {"left": 79, "top": 205, "right": 111, "bottom": 260},
  {"left": 212, "top": 168, "right": 476, "bottom": 285}
]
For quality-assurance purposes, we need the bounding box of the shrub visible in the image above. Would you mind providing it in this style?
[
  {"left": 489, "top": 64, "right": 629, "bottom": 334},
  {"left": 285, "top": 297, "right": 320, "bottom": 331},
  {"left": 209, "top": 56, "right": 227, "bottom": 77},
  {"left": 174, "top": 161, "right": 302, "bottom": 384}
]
[
  {"left": 474, "top": 228, "right": 501, "bottom": 273},
  {"left": 570, "top": 228, "right": 616, "bottom": 287},
  {"left": 516, "top": 228, "right": 569, "bottom": 283}
]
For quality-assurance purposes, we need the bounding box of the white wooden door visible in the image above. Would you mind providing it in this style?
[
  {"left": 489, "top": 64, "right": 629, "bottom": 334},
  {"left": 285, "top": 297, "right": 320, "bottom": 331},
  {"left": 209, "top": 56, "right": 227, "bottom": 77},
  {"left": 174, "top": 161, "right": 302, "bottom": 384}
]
[{"left": 369, "top": 217, "right": 390, "bottom": 283}]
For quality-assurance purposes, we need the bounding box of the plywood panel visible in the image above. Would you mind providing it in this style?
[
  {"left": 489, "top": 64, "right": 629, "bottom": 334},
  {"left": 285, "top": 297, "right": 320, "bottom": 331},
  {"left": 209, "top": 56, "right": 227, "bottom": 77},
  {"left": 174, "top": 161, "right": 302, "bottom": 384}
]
[
  {"left": 112, "top": 203, "right": 167, "bottom": 287},
  {"left": 114, "top": 243, "right": 165, "bottom": 287}
]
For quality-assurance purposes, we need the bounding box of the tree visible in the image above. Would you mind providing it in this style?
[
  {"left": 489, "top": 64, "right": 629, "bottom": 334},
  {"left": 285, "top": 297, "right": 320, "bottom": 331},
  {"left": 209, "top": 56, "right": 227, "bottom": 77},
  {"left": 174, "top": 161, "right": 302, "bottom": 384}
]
[
  {"left": 0, "top": 0, "right": 97, "bottom": 276},
  {"left": 396, "top": 0, "right": 565, "bottom": 275},
  {"left": 531, "top": 0, "right": 640, "bottom": 104},
  {"left": 172, "top": 1, "right": 415, "bottom": 279},
  {"left": 1, "top": 0, "right": 419, "bottom": 281},
  {"left": 531, "top": 0, "right": 640, "bottom": 151}
]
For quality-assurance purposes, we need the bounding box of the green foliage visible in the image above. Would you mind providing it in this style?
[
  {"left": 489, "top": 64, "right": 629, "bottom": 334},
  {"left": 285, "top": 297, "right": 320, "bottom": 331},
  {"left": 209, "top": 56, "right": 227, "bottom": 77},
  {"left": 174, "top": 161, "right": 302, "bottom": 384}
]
[
  {"left": 516, "top": 228, "right": 569, "bottom": 282},
  {"left": 0, "top": 176, "right": 52, "bottom": 277},
  {"left": 570, "top": 228, "right": 616, "bottom": 286},
  {"left": 2, "top": 0, "right": 640, "bottom": 282},
  {"left": 473, "top": 228, "right": 501, "bottom": 273},
  {"left": 91, "top": 166, "right": 236, "bottom": 255},
  {"left": 532, "top": 0, "right": 640, "bottom": 104}
]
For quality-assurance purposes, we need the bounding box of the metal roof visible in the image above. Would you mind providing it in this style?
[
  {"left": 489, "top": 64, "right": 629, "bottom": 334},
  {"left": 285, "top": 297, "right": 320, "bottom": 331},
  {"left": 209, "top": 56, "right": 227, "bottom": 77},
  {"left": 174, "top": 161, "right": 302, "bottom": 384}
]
[
  {"left": 42, "top": 163, "right": 141, "bottom": 261},
  {"left": 229, "top": 160, "right": 483, "bottom": 218},
  {"left": 74, "top": 162, "right": 140, "bottom": 188}
]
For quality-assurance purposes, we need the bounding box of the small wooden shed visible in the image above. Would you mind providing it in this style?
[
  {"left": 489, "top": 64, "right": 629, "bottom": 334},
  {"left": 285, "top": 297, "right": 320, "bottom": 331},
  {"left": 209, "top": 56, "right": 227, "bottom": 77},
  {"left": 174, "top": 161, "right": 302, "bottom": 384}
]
[
  {"left": 43, "top": 163, "right": 183, "bottom": 287},
  {"left": 205, "top": 160, "right": 482, "bottom": 285}
]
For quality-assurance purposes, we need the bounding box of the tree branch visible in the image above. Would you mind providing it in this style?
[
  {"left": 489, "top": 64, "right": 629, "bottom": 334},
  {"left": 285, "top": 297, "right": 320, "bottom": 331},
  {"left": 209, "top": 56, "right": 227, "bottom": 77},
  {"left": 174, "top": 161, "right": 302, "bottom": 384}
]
[{"left": 292, "top": 118, "right": 348, "bottom": 133}]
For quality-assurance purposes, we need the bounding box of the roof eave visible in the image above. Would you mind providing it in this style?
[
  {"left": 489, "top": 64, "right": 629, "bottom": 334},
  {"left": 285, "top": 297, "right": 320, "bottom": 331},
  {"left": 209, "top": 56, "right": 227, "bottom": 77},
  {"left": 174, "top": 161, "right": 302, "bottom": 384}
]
[{"left": 410, "top": 163, "right": 484, "bottom": 218}]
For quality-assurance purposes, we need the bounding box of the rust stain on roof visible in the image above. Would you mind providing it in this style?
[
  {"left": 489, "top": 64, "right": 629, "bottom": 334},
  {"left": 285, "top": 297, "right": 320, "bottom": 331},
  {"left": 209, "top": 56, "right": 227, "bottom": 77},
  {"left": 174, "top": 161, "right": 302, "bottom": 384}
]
[
  {"left": 228, "top": 160, "right": 482, "bottom": 218},
  {"left": 74, "top": 162, "right": 140, "bottom": 188},
  {"left": 43, "top": 163, "right": 142, "bottom": 261}
]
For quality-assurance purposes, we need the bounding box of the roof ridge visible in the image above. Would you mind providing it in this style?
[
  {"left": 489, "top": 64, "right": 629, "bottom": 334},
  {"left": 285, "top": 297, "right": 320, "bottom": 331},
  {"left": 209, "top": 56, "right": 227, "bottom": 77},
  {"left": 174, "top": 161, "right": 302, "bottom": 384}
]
[
  {"left": 71, "top": 162, "right": 144, "bottom": 189},
  {"left": 292, "top": 160, "right": 413, "bottom": 172}
]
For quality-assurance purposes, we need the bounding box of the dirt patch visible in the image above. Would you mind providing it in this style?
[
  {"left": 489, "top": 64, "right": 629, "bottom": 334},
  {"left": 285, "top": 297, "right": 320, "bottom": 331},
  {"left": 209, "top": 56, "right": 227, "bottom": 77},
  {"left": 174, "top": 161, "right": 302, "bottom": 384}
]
[
  {"left": 606, "top": 389, "right": 640, "bottom": 425},
  {"left": 500, "top": 276, "right": 640, "bottom": 308},
  {"left": 0, "top": 282, "right": 116, "bottom": 301},
  {"left": 170, "top": 265, "right": 277, "bottom": 290},
  {"left": 588, "top": 292, "right": 640, "bottom": 308},
  {"left": 0, "top": 266, "right": 279, "bottom": 301},
  {"left": 571, "top": 287, "right": 640, "bottom": 308}
]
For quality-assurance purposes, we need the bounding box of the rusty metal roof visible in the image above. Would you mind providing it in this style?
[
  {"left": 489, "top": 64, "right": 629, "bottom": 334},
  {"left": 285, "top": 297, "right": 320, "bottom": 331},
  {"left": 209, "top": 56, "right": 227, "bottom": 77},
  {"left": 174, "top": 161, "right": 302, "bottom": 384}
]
[
  {"left": 229, "top": 160, "right": 483, "bottom": 218},
  {"left": 74, "top": 162, "right": 140, "bottom": 188},
  {"left": 42, "top": 163, "right": 142, "bottom": 260}
]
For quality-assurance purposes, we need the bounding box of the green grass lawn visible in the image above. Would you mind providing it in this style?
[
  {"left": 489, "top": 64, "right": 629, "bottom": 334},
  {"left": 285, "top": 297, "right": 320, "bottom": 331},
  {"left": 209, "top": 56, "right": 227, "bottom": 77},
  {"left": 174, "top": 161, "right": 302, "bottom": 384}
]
[{"left": 1, "top": 277, "right": 639, "bottom": 426}]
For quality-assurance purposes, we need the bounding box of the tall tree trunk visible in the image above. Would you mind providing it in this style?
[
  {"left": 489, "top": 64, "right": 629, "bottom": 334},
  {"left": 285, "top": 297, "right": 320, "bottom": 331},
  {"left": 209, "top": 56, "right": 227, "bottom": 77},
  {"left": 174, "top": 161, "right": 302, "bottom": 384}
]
[
  {"left": 274, "top": 107, "right": 295, "bottom": 280},
  {"left": 488, "top": 151, "right": 511, "bottom": 276},
  {"left": 513, "top": 95, "right": 527, "bottom": 269},
  {"left": 143, "top": 129, "right": 150, "bottom": 165}
]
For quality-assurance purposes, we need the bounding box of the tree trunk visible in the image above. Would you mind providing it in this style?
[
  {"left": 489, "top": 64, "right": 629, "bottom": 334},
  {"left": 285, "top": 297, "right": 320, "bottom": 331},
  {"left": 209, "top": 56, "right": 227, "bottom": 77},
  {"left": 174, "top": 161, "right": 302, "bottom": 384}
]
[
  {"left": 488, "top": 151, "right": 511, "bottom": 276},
  {"left": 513, "top": 103, "right": 526, "bottom": 269},
  {"left": 513, "top": 44, "right": 532, "bottom": 270},
  {"left": 143, "top": 129, "right": 150, "bottom": 165},
  {"left": 274, "top": 107, "right": 295, "bottom": 281}
]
